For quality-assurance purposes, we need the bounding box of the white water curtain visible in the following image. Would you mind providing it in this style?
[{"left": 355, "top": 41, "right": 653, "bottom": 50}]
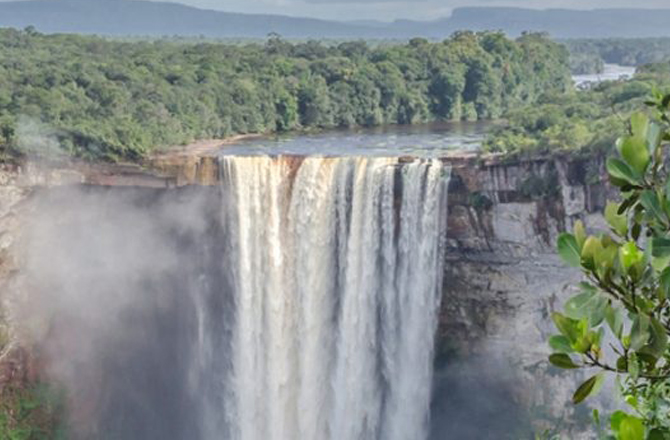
[{"left": 217, "top": 156, "right": 450, "bottom": 440}]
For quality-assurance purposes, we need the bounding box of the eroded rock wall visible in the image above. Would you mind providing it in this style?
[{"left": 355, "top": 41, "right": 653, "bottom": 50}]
[{"left": 433, "top": 154, "right": 614, "bottom": 438}]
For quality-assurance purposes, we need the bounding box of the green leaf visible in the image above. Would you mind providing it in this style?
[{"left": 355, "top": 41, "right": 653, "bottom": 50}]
[
  {"left": 592, "top": 408, "right": 601, "bottom": 427},
  {"left": 549, "top": 353, "right": 580, "bottom": 369},
  {"left": 611, "top": 410, "right": 628, "bottom": 432},
  {"left": 636, "top": 352, "right": 659, "bottom": 369},
  {"left": 640, "top": 317, "right": 668, "bottom": 358},
  {"left": 579, "top": 281, "right": 597, "bottom": 292},
  {"left": 619, "top": 195, "right": 639, "bottom": 215},
  {"left": 652, "top": 237, "right": 670, "bottom": 258},
  {"left": 589, "top": 298, "right": 608, "bottom": 327},
  {"left": 605, "top": 202, "right": 628, "bottom": 237},
  {"left": 648, "top": 428, "right": 670, "bottom": 440},
  {"left": 572, "top": 373, "right": 604, "bottom": 404},
  {"left": 557, "top": 233, "right": 581, "bottom": 267},
  {"left": 548, "top": 335, "right": 573, "bottom": 353},
  {"left": 629, "top": 352, "right": 640, "bottom": 379},
  {"left": 605, "top": 305, "right": 624, "bottom": 339},
  {"left": 647, "top": 121, "right": 662, "bottom": 153},
  {"left": 616, "top": 355, "right": 628, "bottom": 371},
  {"left": 627, "top": 394, "right": 641, "bottom": 413},
  {"left": 620, "top": 136, "right": 650, "bottom": 174},
  {"left": 564, "top": 291, "right": 608, "bottom": 326},
  {"left": 552, "top": 312, "right": 581, "bottom": 343},
  {"left": 572, "top": 333, "right": 592, "bottom": 354},
  {"left": 660, "top": 267, "right": 670, "bottom": 300},
  {"left": 630, "top": 112, "right": 649, "bottom": 140},
  {"left": 632, "top": 222, "right": 642, "bottom": 240},
  {"left": 620, "top": 241, "right": 643, "bottom": 271},
  {"left": 598, "top": 245, "right": 618, "bottom": 279},
  {"left": 619, "top": 415, "right": 644, "bottom": 440},
  {"left": 630, "top": 314, "right": 651, "bottom": 351},
  {"left": 581, "top": 236, "right": 602, "bottom": 271},
  {"left": 640, "top": 190, "right": 667, "bottom": 226},
  {"left": 651, "top": 253, "right": 670, "bottom": 272},
  {"left": 564, "top": 291, "right": 597, "bottom": 319},
  {"left": 606, "top": 158, "right": 642, "bottom": 187}
]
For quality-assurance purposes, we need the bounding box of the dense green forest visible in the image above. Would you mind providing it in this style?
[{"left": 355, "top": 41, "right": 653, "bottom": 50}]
[
  {"left": 0, "top": 29, "right": 571, "bottom": 162},
  {"left": 483, "top": 64, "right": 670, "bottom": 156},
  {"left": 565, "top": 38, "right": 670, "bottom": 74}
]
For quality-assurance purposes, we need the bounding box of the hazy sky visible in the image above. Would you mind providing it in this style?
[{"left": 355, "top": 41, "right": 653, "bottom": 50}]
[
  {"left": 155, "top": 0, "right": 670, "bottom": 21},
  {"left": 0, "top": 0, "right": 666, "bottom": 21}
]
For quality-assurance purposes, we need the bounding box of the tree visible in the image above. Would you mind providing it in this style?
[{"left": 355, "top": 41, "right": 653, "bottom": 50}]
[
  {"left": 297, "top": 75, "right": 333, "bottom": 127},
  {"left": 0, "top": 29, "right": 572, "bottom": 162},
  {"left": 274, "top": 88, "right": 298, "bottom": 132},
  {"left": 429, "top": 65, "right": 466, "bottom": 120},
  {"left": 550, "top": 92, "right": 670, "bottom": 439}
]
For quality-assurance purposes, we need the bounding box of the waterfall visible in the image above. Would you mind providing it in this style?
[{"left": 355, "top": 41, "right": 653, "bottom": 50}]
[{"left": 216, "top": 155, "right": 450, "bottom": 440}]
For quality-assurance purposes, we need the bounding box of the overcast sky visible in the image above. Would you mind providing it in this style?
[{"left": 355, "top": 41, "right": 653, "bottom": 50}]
[
  {"left": 0, "top": 0, "right": 666, "bottom": 21},
  {"left": 151, "top": 0, "right": 670, "bottom": 21}
]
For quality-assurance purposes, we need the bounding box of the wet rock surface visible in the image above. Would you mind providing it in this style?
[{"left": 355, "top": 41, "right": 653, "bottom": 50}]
[{"left": 434, "top": 154, "right": 614, "bottom": 437}]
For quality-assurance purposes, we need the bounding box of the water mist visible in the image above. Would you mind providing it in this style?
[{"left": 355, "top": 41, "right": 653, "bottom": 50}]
[{"left": 13, "top": 156, "right": 450, "bottom": 440}]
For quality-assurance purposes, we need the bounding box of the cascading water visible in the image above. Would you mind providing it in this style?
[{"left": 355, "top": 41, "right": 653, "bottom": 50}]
[
  {"left": 216, "top": 156, "right": 450, "bottom": 440},
  {"left": 19, "top": 154, "right": 450, "bottom": 440}
]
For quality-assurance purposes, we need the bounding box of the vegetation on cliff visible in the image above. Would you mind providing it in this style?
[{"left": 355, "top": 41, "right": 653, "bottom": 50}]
[
  {"left": 0, "top": 382, "right": 66, "bottom": 439},
  {"left": 483, "top": 65, "right": 670, "bottom": 157},
  {"left": 550, "top": 96, "right": 670, "bottom": 438},
  {"left": 0, "top": 29, "right": 571, "bottom": 162}
]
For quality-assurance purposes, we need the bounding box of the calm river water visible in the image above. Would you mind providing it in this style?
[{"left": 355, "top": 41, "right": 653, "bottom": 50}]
[{"left": 221, "top": 121, "right": 492, "bottom": 157}]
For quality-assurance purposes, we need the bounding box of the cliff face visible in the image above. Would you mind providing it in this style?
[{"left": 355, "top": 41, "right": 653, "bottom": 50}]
[
  {"left": 0, "top": 154, "right": 612, "bottom": 436},
  {"left": 433, "top": 155, "right": 613, "bottom": 437},
  {"left": 0, "top": 163, "right": 89, "bottom": 388}
]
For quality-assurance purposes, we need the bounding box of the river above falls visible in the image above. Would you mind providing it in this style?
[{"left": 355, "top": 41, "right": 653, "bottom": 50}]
[
  {"left": 220, "top": 121, "right": 492, "bottom": 157},
  {"left": 572, "top": 63, "right": 636, "bottom": 87}
]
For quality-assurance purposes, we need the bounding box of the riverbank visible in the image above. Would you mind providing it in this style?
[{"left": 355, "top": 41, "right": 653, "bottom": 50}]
[{"left": 148, "top": 134, "right": 266, "bottom": 160}]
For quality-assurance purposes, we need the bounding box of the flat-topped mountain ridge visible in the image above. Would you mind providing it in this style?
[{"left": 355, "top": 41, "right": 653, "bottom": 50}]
[{"left": 1, "top": 1, "right": 670, "bottom": 38}]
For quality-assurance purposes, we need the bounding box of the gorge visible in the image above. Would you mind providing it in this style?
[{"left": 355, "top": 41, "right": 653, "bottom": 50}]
[{"left": 0, "top": 146, "right": 610, "bottom": 438}]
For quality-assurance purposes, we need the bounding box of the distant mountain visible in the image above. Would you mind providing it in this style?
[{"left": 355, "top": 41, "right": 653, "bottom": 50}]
[
  {"left": 0, "top": 0, "right": 377, "bottom": 38},
  {"left": 1, "top": 1, "right": 670, "bottom": 39},
  {"left": 416, "top": 7, "right": 670, "bottom": 39}
]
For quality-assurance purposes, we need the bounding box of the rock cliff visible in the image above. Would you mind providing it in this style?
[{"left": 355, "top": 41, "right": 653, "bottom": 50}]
[
  {"left": 0, "top": 153, "right": 613, "bottom": 437},
  {"left": 434, "top": 154, "right": 614, "bottom": 438}
]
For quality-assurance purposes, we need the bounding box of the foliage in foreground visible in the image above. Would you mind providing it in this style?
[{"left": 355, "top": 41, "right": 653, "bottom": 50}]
[
  {"left": 0, "top": 28, "right": 571, "bottom": 162},
  {"left": 550, "top": 95, "right": 670, "bottom": 438}
]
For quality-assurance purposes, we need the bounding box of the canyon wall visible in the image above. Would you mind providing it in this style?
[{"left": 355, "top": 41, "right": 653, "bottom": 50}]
[
  {"left": 433, "top": 154, "right": 614, "bottom": 438},
  {"left": 0, "top": 154, "right": 613, "bottom": 437}
]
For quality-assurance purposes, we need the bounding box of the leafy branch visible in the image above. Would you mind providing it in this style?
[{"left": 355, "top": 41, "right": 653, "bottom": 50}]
[{"left": 550, "top": 92, "right": 670, "bottom": 439}]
